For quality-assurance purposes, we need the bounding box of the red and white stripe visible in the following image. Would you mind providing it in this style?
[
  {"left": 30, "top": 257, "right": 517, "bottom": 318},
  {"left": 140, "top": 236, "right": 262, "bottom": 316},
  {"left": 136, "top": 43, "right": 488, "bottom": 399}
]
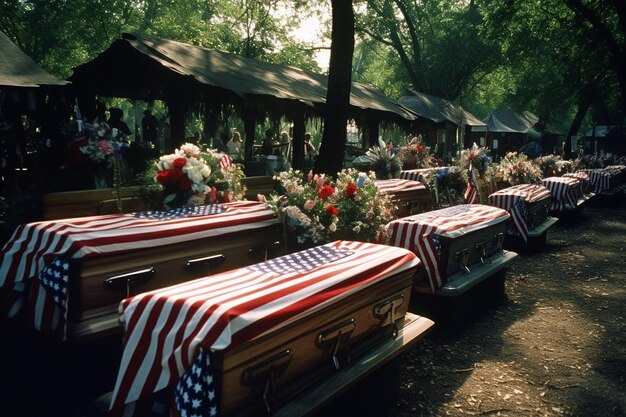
[
  {"left": 374, "top": 179, "right": 426, "bottom": 194},
  {"left": 488, "top": 184, "right": 551, "bottom": 242},
  {"left": 385, "top": 204, "right": 510, "bottom": 293},
  {"left": 108, "top": 240, "right": 420, "bottom": 415},
  {"left": 0, "top": 201, "right": 279, "bottom": 337},
  {"left": 564, "top": 171, "right": 591, "bottom": 195},
  {"left": 464, "top": 169, "right": 479, "bottom": 204},
  {"left": 219, "top": 154, "right": 233, "bottom": 170},
  {"left": 542, "top": 177, "right": 581, "bottom": 211}
]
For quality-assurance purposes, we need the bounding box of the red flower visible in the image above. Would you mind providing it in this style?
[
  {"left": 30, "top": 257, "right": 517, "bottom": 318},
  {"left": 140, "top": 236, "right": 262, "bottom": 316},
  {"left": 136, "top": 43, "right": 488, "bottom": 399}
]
[
  {"left": 319, "top": 184, "right": 335, "bottom": 200},
  {"left": 326, "top": 204, "right": 339, "bottom": 216},
  {"left": 173, "top": 158, "right": 187, "bottom": 169},
  {"left": 345, "top": 182, "right": 357, "bottom": 197},
  {"left": 156, "top": 168, "right": 183, "bottom": 185},
  {"left": 177, "top": 174, "right": 193, "bottom": 191}
]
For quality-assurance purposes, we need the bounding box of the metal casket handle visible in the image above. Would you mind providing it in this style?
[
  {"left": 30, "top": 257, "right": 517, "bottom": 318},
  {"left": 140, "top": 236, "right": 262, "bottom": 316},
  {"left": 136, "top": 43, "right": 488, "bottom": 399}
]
[
  {"left": 316, "top": 318, "right": 356, "bottom": 370},
  {"left": 248, "top": 240, "right": 282, "bottom": 258},
  {"left": 241, "top": 348, "right": 293, "bottom": 413},
  {"left": 184, "top": 253, "right": 226, "bottom": 270},
  {"left": 103, "top": 267, "right": 155, "bottom": 287},
  {"left": 373, "top": 293, "right": 404, "bottom": 337}
]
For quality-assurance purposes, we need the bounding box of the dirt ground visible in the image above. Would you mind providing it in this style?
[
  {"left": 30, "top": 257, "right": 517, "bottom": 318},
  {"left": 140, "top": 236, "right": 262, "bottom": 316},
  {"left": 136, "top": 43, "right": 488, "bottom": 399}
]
[
  {"left": 384, "top": 196, "right": 626, "bottom": 417},
  {"left": 1, "top": 196, "right": 624, "bottom": 417}
]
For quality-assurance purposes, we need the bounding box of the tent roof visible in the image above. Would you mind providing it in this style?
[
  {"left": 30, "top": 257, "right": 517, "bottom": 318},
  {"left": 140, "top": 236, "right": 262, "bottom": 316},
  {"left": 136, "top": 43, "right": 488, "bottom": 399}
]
[
  {"left": 0, "top": 31, "right": 68, "bottom": 88},
  {"left": 583, "top": 125, "right": 612, "bottom": 137},
  {"left": 71, "top": 32, "right": 415, "bottom": 121},
  {"left": 472, "top": 108, "right": 562, "bottom": 135},
  {"left": 398, "top": 91, "right": 485, "bottom": 126}
]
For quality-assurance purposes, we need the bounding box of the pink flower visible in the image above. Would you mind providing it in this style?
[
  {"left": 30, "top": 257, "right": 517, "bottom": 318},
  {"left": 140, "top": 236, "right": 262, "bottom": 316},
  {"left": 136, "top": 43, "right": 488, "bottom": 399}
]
[
  {"left": 315, "top": 175, "right": 325, "bottom": 191},
  {"left": 304, "top": 199, "right": 316, "bottom": 211},
  {"left": 96, "top": 140, "right": 114, "bottom": 155}
]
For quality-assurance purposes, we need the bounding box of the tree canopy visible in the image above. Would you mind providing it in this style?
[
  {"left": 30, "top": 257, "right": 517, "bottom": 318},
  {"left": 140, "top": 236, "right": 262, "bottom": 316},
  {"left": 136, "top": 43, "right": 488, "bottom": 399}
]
[{"left": 1, "top": 0, "right": 624, "bottom": 144}]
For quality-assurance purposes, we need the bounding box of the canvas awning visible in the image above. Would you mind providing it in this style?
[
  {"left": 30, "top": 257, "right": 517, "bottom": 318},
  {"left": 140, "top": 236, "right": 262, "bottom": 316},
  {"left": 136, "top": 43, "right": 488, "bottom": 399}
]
[
  {"left": 472, "top": 108, "right": 562, "bottom": 136},
  {"left": 398, "top": 91, "right": 485, "bottom": 127},
  {"left": 0, "top": 31, "right": 68, "bottom": 88},
  {"left": 70, "top": 32, "right": 415, "bottom": 121}
]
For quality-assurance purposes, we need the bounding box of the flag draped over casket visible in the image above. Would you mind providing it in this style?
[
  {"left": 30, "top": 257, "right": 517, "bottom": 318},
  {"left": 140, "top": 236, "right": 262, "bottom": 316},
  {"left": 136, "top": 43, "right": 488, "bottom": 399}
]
[
  {"left": 385, "top": 204, "right": 510, "bottom": 293},
  {"left": 373, "top": 178, "right": 426, "bottom": 194},
  {"left": 108, "top": 240, "right": 420, "bottom": 417},
  {"left": 0, "top": 201, "right": 279, "bottom": 339},
  {"left": 541, "top": 177, "right": 582, "bottom": 211},
  {"left": 488, "top": 184, "right": 552, "bottom": 242},
  {"left": 577, "top": 166, "right": 625, "bottom": 194}
]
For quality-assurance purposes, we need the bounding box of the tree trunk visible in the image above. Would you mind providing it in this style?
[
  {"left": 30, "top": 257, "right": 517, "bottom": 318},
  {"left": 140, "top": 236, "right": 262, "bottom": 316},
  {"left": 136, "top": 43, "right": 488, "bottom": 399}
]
[
  {"left": 564, "top": 86, "right": 594, "bottom": 158},
  {"left": 314, "top": 0, "right": 355, "bottom": 176}
]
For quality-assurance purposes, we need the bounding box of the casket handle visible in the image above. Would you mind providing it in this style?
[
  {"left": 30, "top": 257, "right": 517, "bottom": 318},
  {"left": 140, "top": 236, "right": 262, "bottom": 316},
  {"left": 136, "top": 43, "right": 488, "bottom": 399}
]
[
  {"left": 103, "top": 267, "right": 155, "bottom": 287},
  {"left": 184, "top": 253, "right": 227, "bottom": 270},
  {"left": 475, "top": 240, "right": 491, "bottom": 264},
  {"left": 455, "top": 248, "right": 471, "bottom": 274},
  {"left": 373, "top": 293, "right": 404, "bottom": 338},
  {"left": 248, "top": 240, "right": 282, "bottom": 260},
  {"left": 241, "top": 349, "right": 293, "bottom": 412},
  {"left": 495, "top": 232, "right": 506, "bottom": 254},
  {"left": 316, "top": 318, "right": 356, "bottom": 370}
]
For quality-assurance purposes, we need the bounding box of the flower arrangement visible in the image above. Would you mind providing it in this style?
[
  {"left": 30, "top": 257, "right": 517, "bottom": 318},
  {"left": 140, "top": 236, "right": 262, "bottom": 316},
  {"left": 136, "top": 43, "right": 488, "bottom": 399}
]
[
  {"left": 574, "top": 152, "right": 620, "bottom": 169},
  {"left": 400, "top": 136, "right": 436, "bottom": 169},
  {"left": 265, "top": 168, "right": 395, "bottom": 246},
  {"left": 533, "top": 155, "right": 572, "bottom": 177},
  {"left": 364, "top": 144, "right": 404, "bottom": 179},
  {"left": 76, "top": 121, "right": 129, "bottom": 189},
  {"left": 495, "top": 152, "right": 542, "bottom": 185},
  {"left": 143, "top": 142, "right": 246, "bottom": 209},
  {"left": 459, "top": 143, "right": 492, "bottom": 178}
]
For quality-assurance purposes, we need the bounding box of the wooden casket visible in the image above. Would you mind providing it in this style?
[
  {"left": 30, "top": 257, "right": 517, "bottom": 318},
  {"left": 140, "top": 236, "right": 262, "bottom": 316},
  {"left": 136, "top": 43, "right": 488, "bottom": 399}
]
[
  {"left": 541, "top": 176, "right": 587, "bottom": 213},
  {"left": 107, "top": 241, "right": 434, "bottom": 417},
  {"left": 385, "top": 204, "right": 518, "bottom": 296},
  {"left": 374, "top": 178, "right": 434, "bottom": 217},
  {"left": 488, "top": 184, "right": 557, "bottom": 242},
  {"left": 0, "top": 201, "right": 282, "bottom": 340}
]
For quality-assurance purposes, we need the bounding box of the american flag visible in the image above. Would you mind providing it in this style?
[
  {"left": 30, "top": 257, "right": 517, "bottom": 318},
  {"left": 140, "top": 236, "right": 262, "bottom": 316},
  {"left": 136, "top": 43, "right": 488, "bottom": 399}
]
[
  {"left": 488, "top": 184, "right": 552, "bottom": 242},
  {"left": 132, "top": 205, "right": 227, "bottom": 220},
  {"left": 541, "top": 177, "right": 581, "bottom": 211},
  {"left": 385, "top": 204, "right": 510, "bottom": 293},
  {"left": 0, "top": 201, "right": 279, "bottom": 339},
  {"left": 219, "top": 154, "right": 233, "bottom": 171},
  {"left": 577, "top": 168, "right": 621, "bottom": 193},
  {"left": 373, "top": 178, "right": 426, "bottom": 194},
  {"left": 108, "top": 241, "right": 420, "bottom": 417},
  {"left": 174, "top": 349, "right": 217, "bottom": 417},
  {"left": 563, "top": 172, "right": 591, "bottom": 195},
  {"left": 464, "top": 167, "right": 479, "bottom": 204}
]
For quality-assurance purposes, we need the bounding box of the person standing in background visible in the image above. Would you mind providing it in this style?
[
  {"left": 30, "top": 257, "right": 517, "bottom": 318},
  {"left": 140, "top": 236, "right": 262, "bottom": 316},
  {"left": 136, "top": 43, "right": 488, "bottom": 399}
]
[{"left": 142, "top": 109, "right": 159, "bottom": 150}]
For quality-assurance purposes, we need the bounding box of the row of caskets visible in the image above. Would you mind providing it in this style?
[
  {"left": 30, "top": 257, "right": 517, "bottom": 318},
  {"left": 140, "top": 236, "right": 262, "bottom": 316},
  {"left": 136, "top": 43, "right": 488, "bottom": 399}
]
[{"left": 3, "top": 166, "right": 622, "bottom": 417}]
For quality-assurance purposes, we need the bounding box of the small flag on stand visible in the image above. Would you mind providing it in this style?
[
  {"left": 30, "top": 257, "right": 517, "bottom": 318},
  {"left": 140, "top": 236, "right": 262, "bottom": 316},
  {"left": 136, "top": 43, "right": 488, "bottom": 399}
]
[
  {"left": 464, "top": 166, "right": 479, "bottom": 204},
  {"left": 219, "top": 154, "right": 233, "bottom": 170}
]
